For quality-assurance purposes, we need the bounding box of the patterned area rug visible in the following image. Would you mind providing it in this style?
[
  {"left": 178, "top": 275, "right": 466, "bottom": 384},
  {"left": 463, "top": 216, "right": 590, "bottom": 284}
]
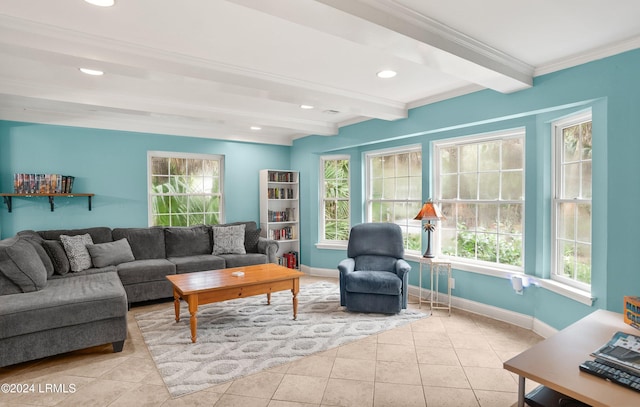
[{"left": 135, "top": 281, "right": 428, "bottom": 398}]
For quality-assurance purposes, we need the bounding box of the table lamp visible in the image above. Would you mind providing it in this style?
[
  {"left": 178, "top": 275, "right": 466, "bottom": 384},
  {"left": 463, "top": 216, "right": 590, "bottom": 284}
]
[{"left": 414, "top": 199, "right": 445, "bottom": 258}]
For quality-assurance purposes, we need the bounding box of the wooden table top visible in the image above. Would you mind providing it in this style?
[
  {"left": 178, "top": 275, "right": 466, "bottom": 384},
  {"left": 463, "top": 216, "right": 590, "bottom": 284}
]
[
  {"left": 504, "top": 309, "right": 640, "bottom": 407},
  {"left": 166, "top": 263, "right": 304, "bottom": 295}
]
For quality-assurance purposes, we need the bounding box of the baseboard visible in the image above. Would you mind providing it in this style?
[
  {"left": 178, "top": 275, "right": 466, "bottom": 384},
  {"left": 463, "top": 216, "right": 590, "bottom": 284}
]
[{"left": 305, "top": 265, "right": 558, "bottom": 338}]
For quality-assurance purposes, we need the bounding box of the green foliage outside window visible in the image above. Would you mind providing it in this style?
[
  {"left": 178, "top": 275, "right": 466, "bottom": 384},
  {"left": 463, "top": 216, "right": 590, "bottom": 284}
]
[
  {"left": 443, "top": 221, "right": 523, "bottom": 267},
  {"left": 323, "top": 158, "right": 350, "bottom": 240},
  {"left": 150, "top": 155, "right": 222, "bottom": 227}
]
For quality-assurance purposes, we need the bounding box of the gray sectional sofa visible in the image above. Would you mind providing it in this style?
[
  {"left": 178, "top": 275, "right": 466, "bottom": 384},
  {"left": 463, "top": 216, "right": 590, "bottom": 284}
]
[{"left": 0, "top": 221, "right": 278, "bottom": 367}]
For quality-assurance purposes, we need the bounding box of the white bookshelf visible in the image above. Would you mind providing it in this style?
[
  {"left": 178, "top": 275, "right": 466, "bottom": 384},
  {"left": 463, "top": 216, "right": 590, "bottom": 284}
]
[{"left": 259, "top": 169, "right": 300, "bottom": 269}]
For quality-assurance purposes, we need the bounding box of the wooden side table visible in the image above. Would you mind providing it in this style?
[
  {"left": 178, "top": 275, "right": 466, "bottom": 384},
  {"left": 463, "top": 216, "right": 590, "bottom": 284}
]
[{"left": 418, "top": 257, "right": 452, "bottom": 315}]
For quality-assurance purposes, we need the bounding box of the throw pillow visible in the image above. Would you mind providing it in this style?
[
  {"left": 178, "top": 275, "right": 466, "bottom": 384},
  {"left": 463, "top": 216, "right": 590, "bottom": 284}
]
[
  {"left": 19, "top": 234, "right": 55, "bottom": 278},
  {"left": 212, "top": 224, "right": 246, "bottom": 255},
  {"left": 60, "top": 234, "right": 94, "bottom": 272},
  {"left": 0, "top": 237, "right": 47, "bottom": 293},
  {"left": 42, "top": 240, "right": 71, "bottom": 275},
  {"left": 86, "top": 238, "right": 135, "bottom": 268},
  {"left": 244, "top": 228, "right": 262, "bottom": 253},
  {"left": 164, "top": 225, "right": 211, "bottom": 257}
]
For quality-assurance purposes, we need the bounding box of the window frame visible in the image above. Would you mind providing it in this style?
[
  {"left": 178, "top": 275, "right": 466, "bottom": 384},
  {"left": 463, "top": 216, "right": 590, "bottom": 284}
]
[
  {"left": 147, "top": 151, "right": 224, "bottom": 227},
  {"left": 551, "top": 111, "right": 592, "bottom": 291},
  {"left": 319, "top": 155, "right": 351, "bottom": 244},
  {"left": 433, "top": 128, "right": 526, "bottom": 273},
  {"left": 365, "top": 144, "right": 423, "bottom": 255}
]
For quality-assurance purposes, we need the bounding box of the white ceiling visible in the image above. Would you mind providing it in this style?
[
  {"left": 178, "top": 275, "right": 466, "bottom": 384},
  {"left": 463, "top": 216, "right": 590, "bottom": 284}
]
[{"left": 0, "top": 0, "right": 639, "bottom": 145}]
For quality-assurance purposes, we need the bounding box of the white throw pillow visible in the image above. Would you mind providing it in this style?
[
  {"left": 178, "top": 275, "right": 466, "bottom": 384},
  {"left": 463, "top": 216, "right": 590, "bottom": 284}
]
[
  {"left": 60, "top": 234, "right": 94, "bottom": 272},
  {"left": 212, "top": 224, "right": 246, "bottom": 255}
]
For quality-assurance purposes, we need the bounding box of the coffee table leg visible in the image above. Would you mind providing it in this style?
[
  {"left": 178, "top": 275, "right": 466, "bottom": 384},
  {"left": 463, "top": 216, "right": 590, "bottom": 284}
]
[
  {"left": 188, "top": 294, "right": 198, "bottom": 343},
  {"left": 292, "top": 278, "right": 299, "bottom": 320},
  {"left": 267, "top": 292, "right": 271, "bottom": 305},
  {"left": 173, "top": 287, "right": 180, "bottom": 322}
]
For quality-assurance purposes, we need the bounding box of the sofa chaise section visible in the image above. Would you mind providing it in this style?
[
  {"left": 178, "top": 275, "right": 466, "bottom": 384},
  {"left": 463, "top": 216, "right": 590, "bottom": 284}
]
[{"left": 0, "top": 235, "right": 127, "bottom": 368}]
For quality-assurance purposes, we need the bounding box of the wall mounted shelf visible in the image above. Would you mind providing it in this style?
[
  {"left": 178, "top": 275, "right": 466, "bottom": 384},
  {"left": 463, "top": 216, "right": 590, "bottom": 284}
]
[{"left": 0, "top": 193, "right": 94, "bottom": 212}]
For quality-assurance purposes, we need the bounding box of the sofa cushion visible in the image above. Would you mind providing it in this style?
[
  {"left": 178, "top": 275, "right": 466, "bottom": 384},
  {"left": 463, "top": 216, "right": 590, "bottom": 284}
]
[
  {"left": 219, "top": 253, "right": 267, "bottom": 268},
  {"left": 0, "top": 237, "right": 48, "bottom": 294},
  {"left": 38, "top": 227, "right": 113, "bottom": 244},
  {"left": 212, "top": 224, "right": 246, "bottom": 255},
  {"left": 112, "top": 227, "right": 165, "bottom": 259},
  {"left": 345, "top": 270, "right": 402, "bottom": 296},
  {"left": 354, "top": 255, "right": 398, "bottom": 273},
  {"left": 17, "top": 232, "right": 55, "bottom": 278},
  {"left": 164, "top": 225, "right": 211, "bottom": 257},
  {"left": 87, "top": 238, "right": 135, "bottom": 268},
  {"left": 116, "top": 259, "right": 176, "bottom": 285},
  {"left": 41, "top": 240, "right": 71, "bottom": 275},
  {"left": 244, "top": 228, "right": 262, "bottom": 253},
  {"left": 0, "top": 271, "right": 126, "bottom": 340},
  {"left": 60, "top": 234, "right": 94, "bottom": 272},
  {"left": 168, "top": 255, "right": 225, "bottom": 274}
]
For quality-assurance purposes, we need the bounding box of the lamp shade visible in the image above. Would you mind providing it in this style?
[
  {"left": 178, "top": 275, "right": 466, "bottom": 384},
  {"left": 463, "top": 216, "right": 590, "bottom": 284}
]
[{"left": 414, "top": 200, "right": 445, "bottom": 221}]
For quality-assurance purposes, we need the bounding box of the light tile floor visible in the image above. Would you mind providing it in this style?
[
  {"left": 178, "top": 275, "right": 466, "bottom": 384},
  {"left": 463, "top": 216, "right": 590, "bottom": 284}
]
[{"left": 0, "top": 276, "right": 544, "bottom": 407}]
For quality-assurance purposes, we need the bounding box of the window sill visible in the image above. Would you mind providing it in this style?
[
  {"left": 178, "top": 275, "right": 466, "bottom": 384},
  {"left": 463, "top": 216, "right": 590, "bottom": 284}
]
[
  {"left": 404, "top": 255, "right": 595, "bottom": 306},
  {"left": 315, "top": 242, "right": 348, "bottom": 250},
  {"left": 536, "top": 279, "right": 595, "bottom": 306}
]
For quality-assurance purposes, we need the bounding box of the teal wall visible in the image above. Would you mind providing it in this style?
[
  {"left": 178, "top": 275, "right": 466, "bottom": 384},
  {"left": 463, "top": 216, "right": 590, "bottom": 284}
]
[
  {"left": 291, "top": 49, "right": 640, "bottom": 330},
  {"left": 1, "top": 49, "right": 639, "bottom": 331},
  {"left": 0, "top": 123, "right": 290, "bottom": 236}
]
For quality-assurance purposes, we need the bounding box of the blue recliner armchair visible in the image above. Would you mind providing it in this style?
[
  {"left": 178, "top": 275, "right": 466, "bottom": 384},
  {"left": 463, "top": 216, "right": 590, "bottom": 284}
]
[{"left": 338, "top": 223, "right": 411, "bottom": 314}]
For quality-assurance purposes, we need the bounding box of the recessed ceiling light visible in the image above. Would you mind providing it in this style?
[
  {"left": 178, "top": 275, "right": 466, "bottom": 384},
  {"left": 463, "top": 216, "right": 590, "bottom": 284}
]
[
  {"left": 84, "top": 0, "right": 115, "bottom": 7},
  {"left": 79, "top": 68, "right": 104, "bottom": 76},
  {"left": 377, "top": 70, "right": 397, "bottom": 79},
  {"left": 250, "top": 126, "right": 262, "bottom": 131},
  {"left": 300, "top": 104, "right": 314, "bottom": 110}
]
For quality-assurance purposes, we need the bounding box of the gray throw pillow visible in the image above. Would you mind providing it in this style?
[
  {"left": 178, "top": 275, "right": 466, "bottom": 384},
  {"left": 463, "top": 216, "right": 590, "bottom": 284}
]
[
  {"left": 20, "top": 236, "right": 55, "bottom": 278},
  {"left": 42, "top": 240, "right": 70, "bottom": 275},
  {"left": 244, "top": 228, "right": 262, "bottom": 253},
  {"left": 86, "top": 238, "right": 135, "bottom": 268},
  {"left": 60, "top": 234, "right": 94, "bottom": 272},
  {"left": 0, "top": 237, "right": 47, "bottom": 293},
  {"left": 212, "top": 224, "right": 246, "bottom": 255}
]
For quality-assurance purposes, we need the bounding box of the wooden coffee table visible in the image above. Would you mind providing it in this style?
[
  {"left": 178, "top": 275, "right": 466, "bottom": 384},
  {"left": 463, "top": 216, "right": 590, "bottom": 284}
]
[{"left": 166, "top": 263, "right": 304, "bottom": 343}]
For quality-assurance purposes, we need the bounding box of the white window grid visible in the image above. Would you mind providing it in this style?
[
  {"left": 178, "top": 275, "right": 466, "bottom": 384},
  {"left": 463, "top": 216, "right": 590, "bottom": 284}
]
[
  {"left": 365, "top": 145, "right": 422, "bottom": 254},
  {"left": 551, "top": 111, "right": 592, "bottom": 291},
  {"left": 147, "top": 151, "right": 224, "bottom": 227},
  {"left": 433, "top": 129, "right": 525, "bottom": 271},
  {"left": 320, "top": 155, "right": 351, "bottom": 242}
]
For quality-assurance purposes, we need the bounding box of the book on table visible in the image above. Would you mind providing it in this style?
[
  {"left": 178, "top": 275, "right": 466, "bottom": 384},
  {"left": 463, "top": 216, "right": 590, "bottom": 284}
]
[{"left": 591, "top": 330, "right": 640, "bottom": 374}]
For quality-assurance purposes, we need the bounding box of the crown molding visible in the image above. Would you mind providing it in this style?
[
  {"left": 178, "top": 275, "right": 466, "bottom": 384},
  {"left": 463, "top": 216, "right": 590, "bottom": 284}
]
[{"left": 534, "top": 35, "right": 640, "bottom": 77}]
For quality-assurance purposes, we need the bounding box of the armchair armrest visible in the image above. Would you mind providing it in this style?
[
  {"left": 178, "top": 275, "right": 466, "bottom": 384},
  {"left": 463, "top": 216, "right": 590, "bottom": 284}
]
[
  {"left": 338, "top": 258, "right": 355, "bottom": 306},
  {"left": 338, "top": 258, "right": 355, "bottom": 275},
  {"left": 257, "top": 237, "right": 279, "bottom": 263},
  {"left": 395, "top": 259, "right": 411, "bottom": 279}
]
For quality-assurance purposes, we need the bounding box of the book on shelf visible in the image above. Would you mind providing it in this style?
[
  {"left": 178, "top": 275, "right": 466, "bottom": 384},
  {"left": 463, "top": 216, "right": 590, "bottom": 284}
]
[
  {"left": 278, "top": 251, "right": 299, "bottom": 269},
  {"left": 268, "top": 226, "right": 297, "bottom": 240},
  {"left": 268, "top": 171, "right": 294, "bottom": 182},
  {"left": 12, "top": 173, "right": 75, "bottom": 194},
  {"left": 267, "top": 208, "right": 296, "bottom": 222},
  {"left": 591, "top": 330, "right": 640, "bottom": 375}
]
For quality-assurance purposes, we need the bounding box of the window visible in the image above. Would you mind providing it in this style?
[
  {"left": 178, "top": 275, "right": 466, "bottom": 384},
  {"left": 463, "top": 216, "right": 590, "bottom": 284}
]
[
  {"left": 148, "top": 151, "right": 223, "bottom": 227},
  {"left": 320, "top": 156, "right": 350, "bottom": 241},
  {"left": 366, "top": 146, "right": 422, "bottom": 253},
  {"left": 552, "top": 113, "right": 592, "bottom": 290},
  {"left": 434, "top": 130, "right": 525, "bottom": 269}
]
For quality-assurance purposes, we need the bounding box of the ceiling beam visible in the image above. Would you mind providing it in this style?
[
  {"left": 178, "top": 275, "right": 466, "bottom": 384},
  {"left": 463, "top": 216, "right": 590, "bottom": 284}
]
[{"left": 230, "top": 0, "right": 533, "bottom": 93}]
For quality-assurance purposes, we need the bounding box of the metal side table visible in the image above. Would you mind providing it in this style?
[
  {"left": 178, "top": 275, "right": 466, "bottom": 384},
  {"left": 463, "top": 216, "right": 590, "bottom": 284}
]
[{"left": 418, "top": 257, "right": 452, "bottom": 315}]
